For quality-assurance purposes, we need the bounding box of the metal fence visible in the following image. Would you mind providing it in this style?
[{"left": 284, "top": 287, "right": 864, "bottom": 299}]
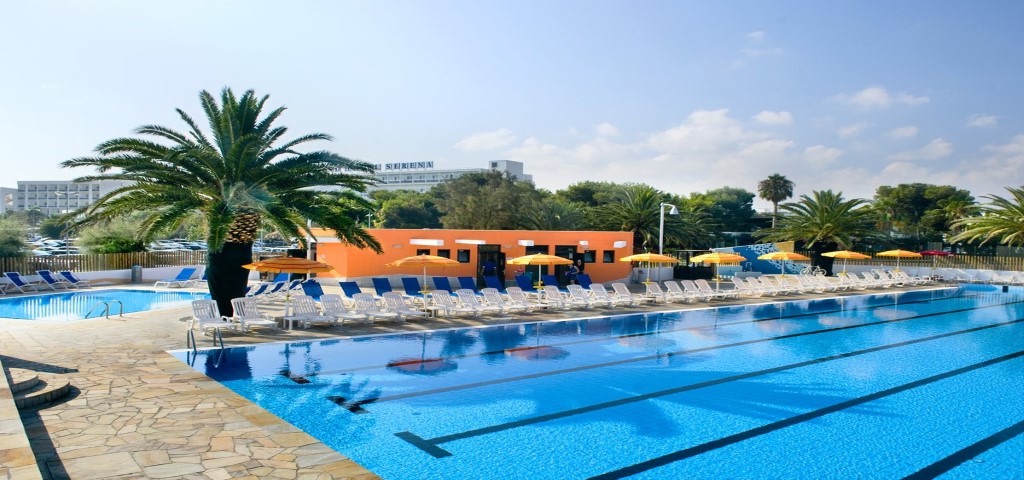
[
  {"left": 799, "top": 252, "right": 1024, "bottom": 272},
  {"left": 0, "top": 250, "right": 286, "bottom": 274}
]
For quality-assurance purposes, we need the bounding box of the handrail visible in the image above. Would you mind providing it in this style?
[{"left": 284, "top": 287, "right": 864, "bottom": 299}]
[
  {"left": 109, "top": 299, "right": 124, "bottom": 317},
  {"left": 85, "top": 302, "right": 108, "bottom": 319}
]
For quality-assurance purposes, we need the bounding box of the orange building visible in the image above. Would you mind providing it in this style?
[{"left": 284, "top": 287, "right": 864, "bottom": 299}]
[{"left": 310, "top": 228, "right": 634, "bottom": 287}]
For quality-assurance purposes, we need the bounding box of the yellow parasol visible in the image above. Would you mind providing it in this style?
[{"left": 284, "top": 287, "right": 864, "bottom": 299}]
[
  {"left": 822, "top": 250, "right": 872, "bottom": 275},
  {"left": 507, "top": 254, "right": 574, "bottom": 286},
  {"left": 620, "top": 253, "right": 680, "bottom": 283},
  {"left": 876, "top": 249, "right": 923, "bottom": 272},
  {"left": 757, "top": 251, "right": 811, "bottom": 276},
  {"left": 242, "top": 256, "right": 334, "bottom": 274},
  {"left": 386, "top": 254, "right": 461, "bottom": 290},
  {"left": 690, "top": 252, "right": 746, "bottom": 282}
]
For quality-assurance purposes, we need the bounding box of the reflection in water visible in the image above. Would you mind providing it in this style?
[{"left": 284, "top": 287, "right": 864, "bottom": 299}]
[{"left": 386, "top": 333, "right": 460, "bottom": 376}]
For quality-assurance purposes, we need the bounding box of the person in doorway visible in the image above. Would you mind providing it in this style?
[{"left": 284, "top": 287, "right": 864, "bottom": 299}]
[
  {"left": 565, "top": 261, "right": 580, "bottom": 285},
  {"left": 481, "top": 259, "right": 496, "bottom": 276}
]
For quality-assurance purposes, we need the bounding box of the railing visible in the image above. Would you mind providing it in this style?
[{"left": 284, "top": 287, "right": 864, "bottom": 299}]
[
  {"left": 797, "top": 252, "right": 1024, "bottom": 272},
  {"left": 0, "top": 250, "right": 285, "bottom": 274}
]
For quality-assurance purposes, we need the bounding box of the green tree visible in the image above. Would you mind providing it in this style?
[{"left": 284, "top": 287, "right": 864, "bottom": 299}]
[
  {"left": 950, "top": 187, "right": 1024, "bottom": 247},
  {"left": 0, "top": 218, "right": 28, "bottom": 257},
  {"left": 370, "top": 190, "right": 442, "bottom": 229},
  {"left": 431, "top": 171, "right": 541, "bottom": 229},
  {"left": 555, "top": 181, "right": 621, "bottom": 207},
  {"left": 756, "top": 190, "right": 877, "bottom": 274},
  {"left": 61, "top": 88, "right": 381, "bottom": 314},
  {"left": 525, "top": 197, "right": 587, "bottom": 230},
  {"left": 873, "top": 183, "right": 974, "bottom": 245},
  {"left": 38, "top": 216, "right": 71, "bottom": 239},
  {"left": 77, "top": 218, "right": 146, "bottom": 253},
  {"left": 757, "top": 173, "right": 794, "bottom": 228},
  {"left": 591, "top": 184, "right": 710, "bottom": 253}
]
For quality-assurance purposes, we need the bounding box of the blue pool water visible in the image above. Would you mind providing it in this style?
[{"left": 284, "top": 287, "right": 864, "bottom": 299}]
[
  {"left": 0, "top": 288, "right": 209, "bottom": 320},
  {"left": 173, "top": 286, "right": 1024, "bottom": 479}
]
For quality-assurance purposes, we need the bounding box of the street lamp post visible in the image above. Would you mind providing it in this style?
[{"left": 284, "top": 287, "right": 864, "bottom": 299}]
[{"left": 658, "top": 202, "right": 679, "bottom": 255}]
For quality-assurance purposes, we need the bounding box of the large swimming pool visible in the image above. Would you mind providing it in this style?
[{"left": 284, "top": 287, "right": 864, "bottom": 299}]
[
  {"left": 173, "top": 285, "right": 1024, "bottom": 479},
  {"left": 0, "top": 288, "right": 210, "bottom": 320}
]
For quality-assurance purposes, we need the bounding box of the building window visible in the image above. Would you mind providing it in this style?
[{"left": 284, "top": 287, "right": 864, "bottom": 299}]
[
  {"left": 457, "top": 249, "right": 470, "bottom": 263},
  {"left": 437, "top": 249, "right": 450, "bottom": 259},
  {"left": 584, "top": 250, "right": 596, "bottom": 263},
  {"left": 603, "top": 251, "right": 615, "bottom": 263},
  {"left": 416, "top": 249, "right": 431, "bottom": 256}
]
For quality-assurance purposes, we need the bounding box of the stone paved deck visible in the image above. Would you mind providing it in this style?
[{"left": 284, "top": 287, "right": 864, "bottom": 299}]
[{"left": 0, "top": 281, "right": 949, "bottom": 479}]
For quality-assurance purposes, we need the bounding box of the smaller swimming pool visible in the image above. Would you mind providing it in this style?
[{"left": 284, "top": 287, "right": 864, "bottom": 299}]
[{"left": 0, "top": 289, "right": 210, "bottom": 321}]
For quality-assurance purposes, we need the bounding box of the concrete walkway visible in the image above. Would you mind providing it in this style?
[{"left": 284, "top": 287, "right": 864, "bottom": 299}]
[{"left": 0, "top": 281, "right": 949, "bottom": 479}]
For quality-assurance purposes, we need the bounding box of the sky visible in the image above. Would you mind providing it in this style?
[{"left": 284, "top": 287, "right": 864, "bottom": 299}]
[{"left": 2, "top": 1, "right": 1022, "bottom": 210}]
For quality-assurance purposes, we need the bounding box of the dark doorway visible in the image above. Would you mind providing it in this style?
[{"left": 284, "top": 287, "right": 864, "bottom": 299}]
[
  {"left": 477, "top": 245, "right": 505, "bottom": 287},
  {"left": 553, "top": 245, "right": 578, "bottom": 285}
]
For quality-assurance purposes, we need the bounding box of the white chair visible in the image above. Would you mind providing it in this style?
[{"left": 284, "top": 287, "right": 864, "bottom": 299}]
[
  {"left": 283, "top": 295, "right": 334, "bottom": 329},
  {"left": 189, "top": 300, "right": 237, "bottom": 337},
  {"left": 644, "top": 282, "right": 670, "bottom": 302},
  {"left": 588, "top": 284, "right": 624, "bottom": 307},
  {"left": 541, "top": 285, "right": 572, "bottom": 309},
  {"left": 353, "top": 293, "right": 401, "bottom": 322},
  {"left": 565, "top": 285, "right": 596, "bottom": 308},
  {"left": 505, "top": 287, "right": 546, "bottom": 311},
  {"left": 382, "top": 291, "right": 429, "bottom": 321},
  {"left": 229, "top": 297, "right": 279, "bottom": 332},
  {"left": 320, "top": 294, "right": 369, "bottom": 325},
  {"left": 680, "top": 280, "right": 711, "bottom": 302},
  {"left": 662, "top": 281, "right": 693, "bottom": 302},
  {"left": 695, "top": 279, "right": 731, "bottom": 299},
  {"left": 611, "top": 282, "right": 647, "bottom": 305},
  {"left": 429, "top": 290, "right": 478, "bottom": 317},
  {"left": 455, "top": 289, "right": 501, "bottom": 315},
  {"left": 730, "top": 277, "right": 763, "bottom": 297},
  {"left": 481, "top": 288, "right": 528, "bottom": 313}
]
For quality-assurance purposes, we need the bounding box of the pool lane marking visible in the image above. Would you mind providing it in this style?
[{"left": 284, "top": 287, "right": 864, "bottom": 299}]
[
  {"left": 309, "top": 290, "right": 978, "bottom": 377},
  {"left": 586, "top": 350, "right": 1024, "bottom": 480},
  {"left": 902, "top": 419, "right": 1024, "bottom": 480},
  {"left": 372, "top": 299, "right": 1024, "bottom": 405},
  {"left": 394, "top": 318, "right": 1024, "bottom": 458}
]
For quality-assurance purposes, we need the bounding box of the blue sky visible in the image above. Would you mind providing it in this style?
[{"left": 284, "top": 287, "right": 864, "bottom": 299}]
[{"left": 2, "top": 1, "right": 1021, "bottom": 209}]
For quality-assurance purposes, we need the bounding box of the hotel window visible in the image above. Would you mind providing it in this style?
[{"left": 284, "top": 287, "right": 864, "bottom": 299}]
[
  {"left": 457, "top": 249, "right": 470, "bottom": 263},
  {"left": 603, "top": 251, "right": 615, "bottom": 263},
  {"left": 416, "top": 249, "right": 430, "bottom": 256},
  {"left": 437, "top": 249, "right": 451, "bottom": 259},
  {"left": 584, "top": 251, "right": 596, "bottom": 263}
]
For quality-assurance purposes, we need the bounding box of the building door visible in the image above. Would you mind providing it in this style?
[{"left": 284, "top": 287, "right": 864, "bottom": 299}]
[
  {"left": 553, "top": 245, "right": 578, "bottom": 285},
  {"left": 477, "top": 245, "right": 505, "bottom": 287}
]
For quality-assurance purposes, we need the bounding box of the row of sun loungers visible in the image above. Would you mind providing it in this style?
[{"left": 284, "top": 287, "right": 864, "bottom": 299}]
[{"left": 1, "top": 270, "right": 93, "bottom": 293}]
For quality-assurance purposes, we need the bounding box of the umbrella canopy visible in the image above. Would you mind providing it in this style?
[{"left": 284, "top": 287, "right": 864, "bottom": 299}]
[
  {"left": 242, "top": 257, "right": 334, "bottom": 274},
  {"left": 386, "top": 357, "right": 459, "bottom": 375},
  {"left": 690, "top": 252, "right": 746, "bottom": 264},
  {"left": 821, "top": 250, "right": 871, "bottom": 275},
  {"left": 757, "top": 251, "right": 811, "bottom": 276},
  {"left": 876, "top": 249, "right": 923, "bottom": 271},
  {"left": 619, "top": 253, "right": 681, "bottom": 264},
  {"left": 505, "top": 345, "right": 570, "bottom": 361},
  {"left": 386, "top": 254, "right": 460, "bottom": 290},
  {"left": 507, "top": 253, "right": 575, "bottom": 266}
]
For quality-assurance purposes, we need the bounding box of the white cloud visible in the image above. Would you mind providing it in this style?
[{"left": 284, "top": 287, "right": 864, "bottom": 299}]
[
  {"left": 831, "top": 86, "right": 930, "bottom": 109},
  {"left": 966, "top": 114, "right": 998, "bottom": 127},
  {"left": 453, "top": 128, "right": 516, "bottom": 151},
  {"left": 888, "top": 138, "right": 953, "bottom": 161},
  {"left": 803, "top": 145, "right": 843, "bottom": 166},
  {"left": 746, "top": 31, "right": 766, "bottom": 41},
  {"left": 595, "top": 122, "right": 620, "bottom": 137},
  {"left": 886, "top": 126, "right": 919, "bottom": 138},
  {"left": 753, "top": 111, "right": 793, "bottom": 126},
  {"left": 837, "top": 122, "right": 871, "bottom": 138},
  {"left": 741, "top": 47, "right": 784, "bottom": 57}
]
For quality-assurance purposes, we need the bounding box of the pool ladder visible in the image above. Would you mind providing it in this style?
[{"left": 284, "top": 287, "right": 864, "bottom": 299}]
[{"left": 85, "top": 300, "right": 124, "bottom": 319}]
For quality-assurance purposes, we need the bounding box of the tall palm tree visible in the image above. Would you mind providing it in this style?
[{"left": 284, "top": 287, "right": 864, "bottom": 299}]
[
  {"left": 525, "top": 198, "right": 587, "bottom": 230},
  {"left": 590, "top": 184, "right": 710, "bottom": 252},
  {"left": 756, "top": 190, "right": 877, "bottom": 274},
  {"left": 757, "top": 173, "right": 794, "bottom": 228},
  {"left": 61, "top": 88, "right": 381, "bottom": 314},
  {"left": 949, "top": 187, "right": 1024, "bottom": 247}
]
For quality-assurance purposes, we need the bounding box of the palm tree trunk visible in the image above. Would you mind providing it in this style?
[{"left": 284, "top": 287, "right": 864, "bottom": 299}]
[
  {"left": 207, "top": 242, "right": 252, "bottom": 316},
  {"left": 772, "top": 202, "right": 779, "bottom": 228}
]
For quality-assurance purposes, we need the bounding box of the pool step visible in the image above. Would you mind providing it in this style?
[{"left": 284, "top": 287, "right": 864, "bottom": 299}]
[{"left": 8, "top": 368, "right": 72, "bottom": 410}]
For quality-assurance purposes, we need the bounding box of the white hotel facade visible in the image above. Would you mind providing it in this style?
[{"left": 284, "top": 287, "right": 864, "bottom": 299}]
[{"left": 0, "top": 160, "right": 531, "bottom": 215}]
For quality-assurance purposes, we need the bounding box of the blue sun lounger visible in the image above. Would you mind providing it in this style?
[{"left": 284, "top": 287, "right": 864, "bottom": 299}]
[
  {"left": 3, "top": 272, "right": 43, "bottom": 293},
  {"left": 483, "top": 275, "right": 506, "bottom": 293},
  {"left": 154, "top": 267, "right": 197, "bottom": 288},
  {"left": 59, "top": 271, "right": 93, "bottom": 288},
  {"left": 338, "top": 281, "right": 363, "bottom": 299},
  {"left": 36, "top": 270, "right": 72, "bottom": 290}
]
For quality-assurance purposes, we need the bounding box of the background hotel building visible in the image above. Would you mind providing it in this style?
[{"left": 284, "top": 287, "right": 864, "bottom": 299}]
[
  {"left": 368, "top": 160, "right": 532, "bottom": 192},
  {"left": 0, "top": 180, "right": 130, "bottom": 216}
]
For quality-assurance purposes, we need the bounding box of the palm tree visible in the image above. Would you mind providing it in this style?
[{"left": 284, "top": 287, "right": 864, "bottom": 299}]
[
  {"left": 61, "top": 88, "right": 381, "bottom": 314},
  {"left": 949, "top": 187, "right": 1024, "bottom": 247},
  {"left": 756, "top": 190, "right": 877, "bottom": 274},
  {"left": 590, "top": 184, "right": 710, "bottom": 252},
  {"left": 525, "top": 198, "right": 587, "bottom": 230},
  {"left": 757, "top": 173, "right": 794, "bottom": 228}
]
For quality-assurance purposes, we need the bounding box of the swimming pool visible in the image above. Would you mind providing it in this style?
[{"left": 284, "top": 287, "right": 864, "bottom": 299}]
[
  {"left": 173, "top": 285, "right": 1024, "bottom": 479},
  {"left": 0, "top": 288, "right": 210, "bottom": 321}
]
